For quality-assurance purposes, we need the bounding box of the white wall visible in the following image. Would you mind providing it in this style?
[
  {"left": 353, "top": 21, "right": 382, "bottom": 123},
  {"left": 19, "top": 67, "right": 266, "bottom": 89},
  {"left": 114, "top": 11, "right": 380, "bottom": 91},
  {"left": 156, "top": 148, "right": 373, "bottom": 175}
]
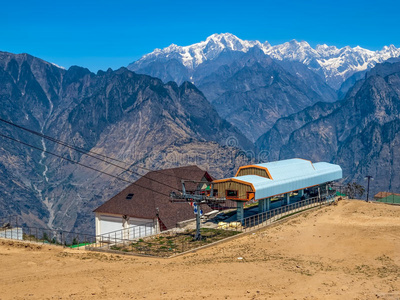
[
  {"left": 96, "top": 213, "right": 124, "bottom": 237},
  {"left": 0, "top": 227, "right": 23, "bottom": 240},
  {"left": 96, "top": 213, "right": 158, "bottom": 240}
]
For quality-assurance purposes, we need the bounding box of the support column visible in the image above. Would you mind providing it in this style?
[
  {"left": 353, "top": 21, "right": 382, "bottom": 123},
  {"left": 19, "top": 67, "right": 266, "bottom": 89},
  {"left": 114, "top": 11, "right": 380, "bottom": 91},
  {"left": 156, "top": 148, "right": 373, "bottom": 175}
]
[
  {"left": 267, "top": 198, "right": 270, "bottom": 211},
  {"left": 195, "top": 205, "right": 201, "bottom": 240},
  {"left": 299, "top": 189, "right": 304, "bottom": 197},
  {"left": 286, "top": 193, "right": 290, "bottom": 205},
  {"left": 123, "top": 216, "right": 130, "bottom": 240},
  {"left": 237, "top": 201, "right": 244, "bottom": 221},
  {"left": 95, "top": 213, "right": 100, "bottom": 236},
  {"left": 258, "top": 199, "right": 264, "bottom": 214}
]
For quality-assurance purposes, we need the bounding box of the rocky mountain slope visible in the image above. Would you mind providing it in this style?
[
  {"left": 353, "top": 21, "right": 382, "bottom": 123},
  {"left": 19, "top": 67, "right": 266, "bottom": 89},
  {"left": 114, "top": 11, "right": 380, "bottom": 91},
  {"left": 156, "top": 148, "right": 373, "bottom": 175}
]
[
  {"left": 130, "top": 35, "right": 339, "bottom": 140},
  {"left": 197, "top": 47, "right": 336, "bottom": 140},
  {"left": 256, "top": 61, "right": 400, "bottom": 196},
  {"left": 0, "top": 51, "right": 253, "bottom": 233}
]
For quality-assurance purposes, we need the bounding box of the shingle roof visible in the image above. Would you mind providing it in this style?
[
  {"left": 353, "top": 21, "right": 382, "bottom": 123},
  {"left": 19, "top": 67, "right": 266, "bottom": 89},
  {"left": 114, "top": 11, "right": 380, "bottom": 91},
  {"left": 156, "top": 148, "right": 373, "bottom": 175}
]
[
  {"left": 374, "top": 192, "right": 400, "bottom": 199},
  {"left": 94, "top": 165, "right": 213, "bottom": 230}
]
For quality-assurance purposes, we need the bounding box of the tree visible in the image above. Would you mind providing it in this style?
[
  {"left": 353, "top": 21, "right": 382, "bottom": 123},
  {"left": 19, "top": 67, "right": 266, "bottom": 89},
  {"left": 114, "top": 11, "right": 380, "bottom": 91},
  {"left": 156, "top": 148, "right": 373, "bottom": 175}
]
[
  {"left": 42, "top": 232, "right": 49, "bottom": 242},
  {"left": 344, "top": 182, "right": 365, "bottom": 199}
]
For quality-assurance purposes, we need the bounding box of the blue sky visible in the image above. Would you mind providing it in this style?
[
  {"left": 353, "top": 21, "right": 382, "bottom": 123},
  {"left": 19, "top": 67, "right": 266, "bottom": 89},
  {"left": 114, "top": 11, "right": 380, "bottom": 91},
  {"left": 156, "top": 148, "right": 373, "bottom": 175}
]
[{"left": 1, "top": 0, "right": 399, "bottom": 72}]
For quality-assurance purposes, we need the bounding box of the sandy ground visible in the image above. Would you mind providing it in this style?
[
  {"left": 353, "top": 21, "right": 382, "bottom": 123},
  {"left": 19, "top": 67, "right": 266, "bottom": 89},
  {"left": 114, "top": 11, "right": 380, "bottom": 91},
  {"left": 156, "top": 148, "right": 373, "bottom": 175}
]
[{"left": 1, "top": 200, "right": 400, "bottom": 300}]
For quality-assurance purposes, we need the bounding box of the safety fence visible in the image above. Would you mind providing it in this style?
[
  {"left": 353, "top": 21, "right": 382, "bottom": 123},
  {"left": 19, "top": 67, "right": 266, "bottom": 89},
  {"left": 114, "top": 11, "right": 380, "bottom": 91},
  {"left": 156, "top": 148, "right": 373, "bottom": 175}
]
[
  {"left": 19, "top": 227, "right": 97, "bottom": 248},
  {"left": 219, "top": 194, "right": 335, "bottom": 232},
  {"left": 0, "top": 215, "right": 22, "bottom": 241},
  {"left": 86, "top": 227, "right": 240, "bottom": 257},
  {"left": 374, "top": 193, "right": 400, "bottom": 204},
  {"left": 95, "top": 220, "right": 157, "bottom": 244},
  {"left": 0, "top": 215, "right": 161, "bottom": 251},
  {"left": 0, "top": 215, "right": 97, "bottom": 248}
]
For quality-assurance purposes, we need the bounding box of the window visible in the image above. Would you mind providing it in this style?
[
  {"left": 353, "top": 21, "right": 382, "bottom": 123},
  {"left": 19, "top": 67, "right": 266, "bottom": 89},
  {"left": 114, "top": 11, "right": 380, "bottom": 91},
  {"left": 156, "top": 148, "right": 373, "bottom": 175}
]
[
  {"left": 226, "top": 190, "right": 238, "bottom": 198},
  {"left": 213, "top": 189, "right": 218, "bottom": 197}
]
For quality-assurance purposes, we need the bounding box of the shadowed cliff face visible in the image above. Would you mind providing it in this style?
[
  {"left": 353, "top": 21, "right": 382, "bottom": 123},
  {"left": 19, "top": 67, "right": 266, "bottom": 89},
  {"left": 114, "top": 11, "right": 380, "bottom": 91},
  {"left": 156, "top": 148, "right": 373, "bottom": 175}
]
[
  {"left": 0, "top": 51, "right": 254, "bottom": 233},
  {"left": 256, "top": 61, "right": 400, "bottom": 196},
  {"left": 196, "top": 48, "right": 336, "bottom": 141}
]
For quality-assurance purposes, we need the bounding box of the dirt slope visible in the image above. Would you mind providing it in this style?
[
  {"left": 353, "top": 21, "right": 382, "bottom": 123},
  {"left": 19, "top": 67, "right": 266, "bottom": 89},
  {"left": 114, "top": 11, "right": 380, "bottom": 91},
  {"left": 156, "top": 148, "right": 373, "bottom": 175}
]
[{"left": 1, "top": 200, "right": 400, "bottom": 300}]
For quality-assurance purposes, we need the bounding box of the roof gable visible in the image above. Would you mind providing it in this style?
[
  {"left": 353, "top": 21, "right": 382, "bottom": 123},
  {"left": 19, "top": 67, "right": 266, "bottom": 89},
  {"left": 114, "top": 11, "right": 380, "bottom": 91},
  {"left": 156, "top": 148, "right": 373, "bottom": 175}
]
[{"left": 94, "top": 165, "right": 213, "bottom": 229}]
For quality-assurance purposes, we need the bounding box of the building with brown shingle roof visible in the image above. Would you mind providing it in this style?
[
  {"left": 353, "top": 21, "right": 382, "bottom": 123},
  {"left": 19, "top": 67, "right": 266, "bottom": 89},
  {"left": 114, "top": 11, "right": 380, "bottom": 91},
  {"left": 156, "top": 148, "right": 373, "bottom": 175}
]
[
  {"left": 94, "top": 166, "right": 213, "bottom": 238},
  {"left": 374, "top": 192, "right": 400, "bottom": 199}
]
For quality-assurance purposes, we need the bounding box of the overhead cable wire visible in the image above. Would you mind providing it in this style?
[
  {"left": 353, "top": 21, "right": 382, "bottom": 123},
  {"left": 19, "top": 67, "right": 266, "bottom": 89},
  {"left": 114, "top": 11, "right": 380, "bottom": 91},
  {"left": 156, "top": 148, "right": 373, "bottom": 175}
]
[
  {"left": 0, "top": 117, "right": 200, "bottom": 182},
  {"left": 0, "top": 132, "right": 172, "bottom": 198},
  {"left": 0, "top": 118, "right": 245, "bottom": 202},
  {"left": 0, "top": 118, "right": 191, "bottom": 191},
  {"left": 0, "top": 130, "right": 247, "bottom": 207}
]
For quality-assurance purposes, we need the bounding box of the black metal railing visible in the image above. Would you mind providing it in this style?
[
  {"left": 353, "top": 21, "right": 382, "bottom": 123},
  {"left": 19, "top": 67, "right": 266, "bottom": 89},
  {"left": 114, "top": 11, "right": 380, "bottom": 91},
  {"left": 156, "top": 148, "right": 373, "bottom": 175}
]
[
  {"left": 21, "top": 227, "right": 97, "bottom": 248},
  {"left": 219, "top": 193, "right": 336, "bottom": 232},
  {"left": 85, "top": 227, "right": 240, "bottom": 257}
]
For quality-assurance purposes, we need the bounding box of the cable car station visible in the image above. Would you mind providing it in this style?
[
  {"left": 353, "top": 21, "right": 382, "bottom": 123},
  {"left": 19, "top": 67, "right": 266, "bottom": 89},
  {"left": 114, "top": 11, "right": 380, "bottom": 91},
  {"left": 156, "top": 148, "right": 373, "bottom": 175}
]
[{"left": 212, "top": 158, "right": 342, "bottom": 220}]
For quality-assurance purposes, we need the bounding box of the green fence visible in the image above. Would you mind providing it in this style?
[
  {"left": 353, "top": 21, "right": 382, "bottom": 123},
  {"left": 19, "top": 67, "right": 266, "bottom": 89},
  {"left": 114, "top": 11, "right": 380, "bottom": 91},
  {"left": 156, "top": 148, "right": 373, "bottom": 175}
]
[{"left": 375, "top": 194, "right": 400, "bottom": 204}]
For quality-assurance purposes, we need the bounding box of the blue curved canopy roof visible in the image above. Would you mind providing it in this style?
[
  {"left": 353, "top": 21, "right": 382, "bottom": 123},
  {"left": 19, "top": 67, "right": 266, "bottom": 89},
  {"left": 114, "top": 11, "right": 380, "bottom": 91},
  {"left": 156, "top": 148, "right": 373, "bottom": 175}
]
[{"left": 219, "top": 159, "right": 342, "bottom": 200}]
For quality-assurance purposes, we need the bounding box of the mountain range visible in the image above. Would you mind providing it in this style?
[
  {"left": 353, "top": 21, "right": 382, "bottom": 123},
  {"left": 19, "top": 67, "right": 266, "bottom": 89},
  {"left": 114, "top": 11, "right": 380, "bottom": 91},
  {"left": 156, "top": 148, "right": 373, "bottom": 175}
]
[
  {"left": 129, "top": 33, "right": 400, "bottom": 89},
  {"left": 1, "top": 33, "right": 400, "bottom": 233},
  {"left": 128, "top": 33, "right": 400, "bottom": 140}
]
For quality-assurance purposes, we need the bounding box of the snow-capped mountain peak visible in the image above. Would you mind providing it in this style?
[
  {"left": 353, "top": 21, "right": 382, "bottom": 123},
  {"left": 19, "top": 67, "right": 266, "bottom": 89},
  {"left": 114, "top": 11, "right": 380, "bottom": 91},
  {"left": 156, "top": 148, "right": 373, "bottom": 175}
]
[
  {"left": 205, "top": 33, "right": 261, "bottom": 51},
  {"left": 134, "top": 33, "right": 263, "bottom": 70},
  {"left": 315, "top": 44, "right": 339, "bottom": 57},
  {"left": 264, "top": 39, "right": 318, "bottom": 63},
  {"left": 129, "top": 33, "right": 400, "bottom": 89},
  {"left": 205, "top": 32, "right": 239, "bottom": 44}
]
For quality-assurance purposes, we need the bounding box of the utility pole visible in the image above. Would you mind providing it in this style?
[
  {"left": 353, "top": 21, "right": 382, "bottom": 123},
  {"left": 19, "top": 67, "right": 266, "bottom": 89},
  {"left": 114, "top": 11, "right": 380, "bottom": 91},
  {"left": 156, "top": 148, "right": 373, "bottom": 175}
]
[
  {"left": 180, "top": 180, "right": 202, "bottom": 239},
  {"left": 193, "top": 203, "right": 202, "bottom": 240},
  {"left": 170, "top": 180, "right": 225, "bottom": 241},
  {"left": 170, "top": 180, "right": 206, "bottom": 241},
  {"left": 365, "top": 175, "right": 373, "bottom": 202}
]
